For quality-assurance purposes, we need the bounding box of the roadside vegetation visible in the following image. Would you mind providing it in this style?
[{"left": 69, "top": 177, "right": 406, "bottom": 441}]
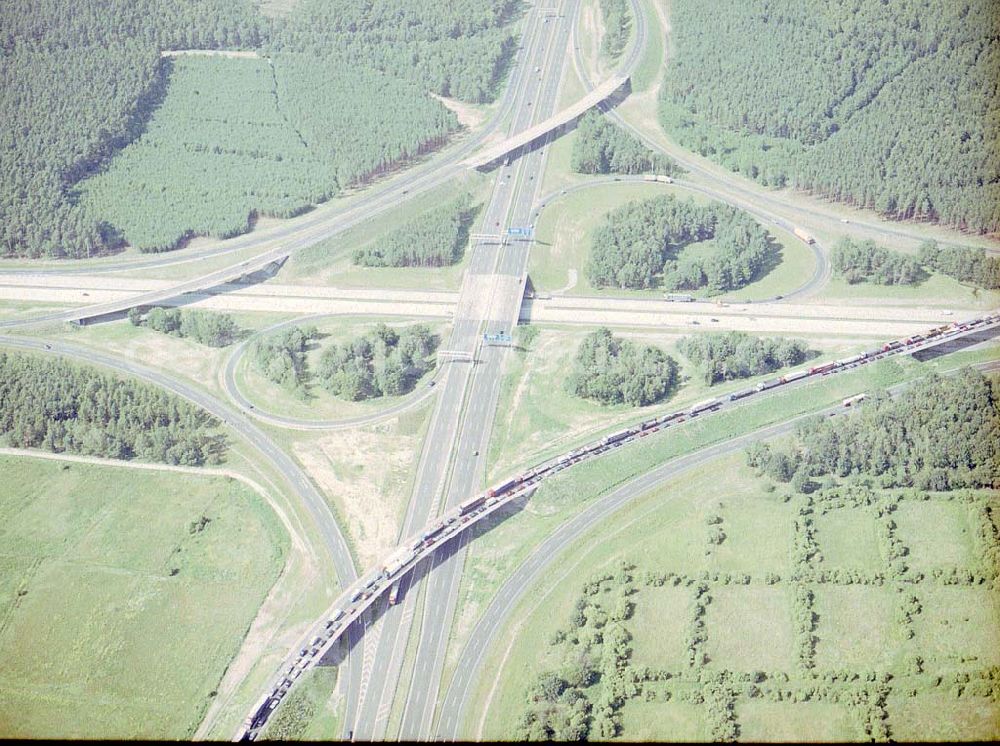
[
  {"left": 352, "top": 194, "right": 476, "bottom": 268},
  {"left": 0, "top": 455, "right": 286, "bottom": 738},
  {"left": 0, "top": 350, "right": 225, "bottom": 465},
  {"left": 587, "top": 195, "right": 772, "bottom": 293},
  {"left": 570, "top": 111, "right": 679, "bottom": 177},
  {"left": 128, "top": 307, "right": 240, "bottom": 347},
  {"left": 678, "top": 332, "right": 809, "bottom": 385},
  {"left": 746, "top": 368, "right": 999, "bottom": 493},
  {"left": 598, "top": 0, "right": 631, "bottom": 60},
  {"left": 658, "top": 0, "right": 1000, "bottom": 234},
  {"left": 918, "top": 241, "right": 1000, "bottom": 290},
  {"left": 567, "top": 328, "right": 678, "bottom": 407},
  {"left": 250, "top": 325, "right": 319, "bottom": 399},
  {"left": 831, "top": 238, "right": 924, "bottom": 286}
]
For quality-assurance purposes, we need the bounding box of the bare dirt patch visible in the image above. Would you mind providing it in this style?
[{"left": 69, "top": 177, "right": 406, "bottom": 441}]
[
  {"left": 293, "top": 419, "right": 426, "bottom": 571},
  {"left": 430, "top": 93, "right": 488, "bottom": 131}
]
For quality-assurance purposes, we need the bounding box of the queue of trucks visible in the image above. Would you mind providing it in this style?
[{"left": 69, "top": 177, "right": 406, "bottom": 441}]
[{"left": 241, "top": 310, "right": 999, "bottom": 739}]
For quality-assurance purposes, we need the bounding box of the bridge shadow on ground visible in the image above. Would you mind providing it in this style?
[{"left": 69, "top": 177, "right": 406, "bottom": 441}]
[
  {"left": 911, "top": 324, "right": 1000, "bottom": 361},
  {"left": 318, "top": 492, "right": 532, "bottom": 666},
  {"left": 475, "top": 79, "right": 631, "bottom": 173},
  {"left": 74, "top": 257, "right": 289, "bottom": 326}
]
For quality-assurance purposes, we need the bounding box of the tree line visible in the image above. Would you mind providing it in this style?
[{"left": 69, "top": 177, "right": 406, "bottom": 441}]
[
  {"left": 352, "top": 194, "right": 476, "bottom": 267},
  {"left": 598, "top": 0, "right": 631, "bottom": 60},
  {"left": 918, "top": 240, "right": 1000, "bottom": 289},
  {"left": 831, "top": 238, "right": 924, "bottom": 286},
  {"left": 567, "top": 328, "right": 678, "bottom": 407},
  {"left": 745, "top": 368, "right": 999, "bottom": 492},
  {"left": 0, "top": 350, "right": 225, "bottom": 465},
  {"left": 587, "top": 195, "right": 772, "bottom": 293},
  {"left": 658, "top": 0, "right": 1000, "bottom": 234},
  {"left": 678, "top": 331, "right": 809, "bottom": 385},
  {"left": 571, "top": 111, "right": 680, "bottom": 177},
  {"left": 128, "top": 306, "right": 240, "bottom": 347}
]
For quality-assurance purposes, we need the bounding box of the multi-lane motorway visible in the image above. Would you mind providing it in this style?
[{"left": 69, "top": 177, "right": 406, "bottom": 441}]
[
  {"left": 1, "top": 0, "right": 998, "bottom": 741},
  {"left": 346, "top": 3, "right": 584, "bottom": 738}
]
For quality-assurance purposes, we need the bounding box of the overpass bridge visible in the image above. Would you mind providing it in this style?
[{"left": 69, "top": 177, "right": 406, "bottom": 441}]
[
  {"left": 237, "top": 310, "right": 999, "bottom": 740},
  {"left": 462, "top": 74, "right": 630, "bottom": 170}
]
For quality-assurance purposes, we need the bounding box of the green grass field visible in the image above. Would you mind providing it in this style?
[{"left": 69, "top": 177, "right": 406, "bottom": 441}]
[
  {"left": 816, "top": 509, "right": 884, "bottom": 570},
  {"left": 629, "top": 0, "right": 666, "bottom": 93},
  {"left": 283, "top": 172, "right": 488, "bottom": 290},
  {"left": 528, "top": 182, "right": 817, "bottom": 301},
  {"left": 0, "top": 454, "right": 287, "bottom": 738},
  {"left": 461, "top": 444, "right": 1000, "bottom": 741},
  {"left": 813, "top": 273, "right": 1000, "bottom": 309}
]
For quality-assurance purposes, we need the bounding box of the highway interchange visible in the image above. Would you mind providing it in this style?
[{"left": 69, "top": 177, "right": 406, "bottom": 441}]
[{"left": 1, "top": 0, "right": 998, "bottom": 741}]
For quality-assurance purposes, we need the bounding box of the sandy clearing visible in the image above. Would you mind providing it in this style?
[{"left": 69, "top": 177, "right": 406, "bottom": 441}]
[
  {"left": 292, "top": 423, "right": 423, "bottom": 571},
  {"left": 430, "top": 93, "right": 488, "bottom": 131},
  {"left": 161, "top": 49, "right": 262, "bottom": 59}
]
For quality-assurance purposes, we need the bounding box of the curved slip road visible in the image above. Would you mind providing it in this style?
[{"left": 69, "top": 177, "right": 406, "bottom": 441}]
[
  {"left": 0, "top": 334, "right": 357, "bottom": 589},
  {"left": 577, "top": 0, "right": 999, "bottom": 259},
  {"left": 531, "top": 174, "right": 829, "bottom": 301},
  {"left": 221, "top": 313, "right": 446, "bottom": 431},
  {"left": 437, "top": 357, "right": 1000, "bottom": 739}
]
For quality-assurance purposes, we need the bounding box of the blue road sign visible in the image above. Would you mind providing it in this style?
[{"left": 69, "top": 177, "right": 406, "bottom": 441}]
[
  {"left": 506, "top": 226, "right": 533, "bottom": 237},
  {"left": 483, "top": 331, "right": 513, "bottom": 345}
]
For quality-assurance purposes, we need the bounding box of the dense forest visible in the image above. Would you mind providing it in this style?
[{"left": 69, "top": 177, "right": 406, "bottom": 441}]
[
  {"left": 746, "top": 368, "right": 999, "bottom": 492},
  {"left": 918, "top": 241, "right": 1000, "bottom": 289},
  {"left": 3, "top": 0, "right": 518, "bottom": 257},
  {"left": 571, "top": 111, "right": 679, "bottom": 176},
  {"left": 588, "top": 195, "right": 771, "bottom": 292},
  {"left": 128, "top": 306, "right": 240, "bottom": 347},
  {"left": 0, "top": 350, "right": 225, "bottom": 465},
  {"left": 678, "top": 332, "right": 809, "bottom": 385},
  {"left": 318, "top": 324, "right": 437, "bottom": 401},
  {"left": 598, "top": 0, "right": 630, "bottom": 60},
  {"left": 0, "top": 0, "right": 267, "bottom": 258},
  {"left": 250, "top": 325, "right": 318, "bottom": 398},
  {"left": 352, "top": 195, "right": 475, "bottom": 267},
  {"left": 830, "top": 238, "right": 924, "bottom": 286},
  {"left": 659, "top": 0, "right": 1000, "bottom": 234},
  {"left": 567, "top": 328, "right": 678, "bottom": 407}
]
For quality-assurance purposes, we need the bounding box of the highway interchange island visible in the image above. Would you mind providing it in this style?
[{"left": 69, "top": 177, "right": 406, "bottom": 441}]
[{"left": 1, "top": 0, "right": 998, "bottom": 742}]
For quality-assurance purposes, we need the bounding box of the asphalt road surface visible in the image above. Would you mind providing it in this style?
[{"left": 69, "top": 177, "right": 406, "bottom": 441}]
[{"left": 346, "top": 2, "right": 584, "bottom": 739}]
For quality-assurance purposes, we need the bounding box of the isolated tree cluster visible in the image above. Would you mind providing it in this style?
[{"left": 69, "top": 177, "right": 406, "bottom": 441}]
[
  {"left": 318, "top": 323, "right": 437, "bottom": 401},
  {"left": 0, "top": 350, "right": 225, "bottom": 465},
  {"left": 678, "top": 331, "right": 809, "bottom": 385},
  {"left": 570, "top": 111, "right": 680, "bottom": 177},
  {"left": 587, "top": 195, "right": 771, "bottom": 292},
  {"left": 830, "top": 238, "right": 924, "bottom": 286},
  {"left": 746, "top": 368, "right": 1000, "bottom": 492},
  {"left": 128, "top": 306, "right": 239, "bottom": 347},
  {"left": 567, "top": 328, "right": 678, "bottom": 407},
  {"left": 352, "top": 194, "right": 475, "bottom": 267},
  {"left": 251, "top": 325, "right": 319, "bottom": 397},
  {"left": 658, "top": 0, "right": 1000, "bottom": 234}
]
